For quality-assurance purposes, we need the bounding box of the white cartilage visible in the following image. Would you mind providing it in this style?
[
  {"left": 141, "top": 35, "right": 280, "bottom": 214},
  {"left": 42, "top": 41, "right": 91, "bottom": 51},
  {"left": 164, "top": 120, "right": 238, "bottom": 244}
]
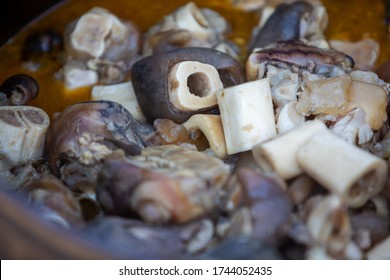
[
  {"left": 183, "top": 114, "right": 227, "bottom": 159},
  {"left": 366, "top": 236, "right": 390, "bottom": 260},
  {"left": 297, "top": 129, "right": 388, "bottom": 207},
  {"left": 217, "top": 78, "right": 276, "bottom": 155},
  {"left": 252, "top": 120, "right": 327, "bottom": 179},
  {"left": 92, "top": 81, "right": 147, "bottom": 122}
]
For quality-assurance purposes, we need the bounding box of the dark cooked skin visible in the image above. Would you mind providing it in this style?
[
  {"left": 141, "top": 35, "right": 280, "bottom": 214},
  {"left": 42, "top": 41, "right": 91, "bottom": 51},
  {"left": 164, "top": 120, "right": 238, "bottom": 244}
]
[
  {"left": 131, "top": 47, "right": 245, "bottom": 124},
  {"left": 248, "top": 40, "right": 355, "bottom": 73},
  {"left": 0, "top": 74, "right": 39, "bottom": 106},
  {"left": 248, "top": 1, "right": 313, "bottom": 52},
  {"left": 237, "top": 168, "right": 292, "bottom": 245},
  {"left": 46, "top": 100, "right": 156, "bottom": 186}
]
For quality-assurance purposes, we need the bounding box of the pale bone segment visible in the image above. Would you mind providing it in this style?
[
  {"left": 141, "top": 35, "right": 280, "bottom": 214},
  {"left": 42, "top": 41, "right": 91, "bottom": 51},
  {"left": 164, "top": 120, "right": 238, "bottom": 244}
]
[
  {"left": 366, "top": 236, "right": 390, "bottom": 260},
  {"left": 91, "top": 81, "right": 147, "bottom": 123},
  {"left": 297, "top": 129, "right": 387, "bottom": 208},
  {"left": 169, "top": 61, "right": 223, "bottom": 110},
  {"left": 0, "top": 106, "right": 49, "bottom": 171},
  {"left": 217, "top": 78, "right": 276, "bottom": 155},
  {"left": 174, "top": 2, "right": 214, "bottom": 42},
  {"left": 252, "top": 120, "right": 327, "bottom": 179},
  {"left": 182, "top": 114, "right": 227, "bottom": 159}
]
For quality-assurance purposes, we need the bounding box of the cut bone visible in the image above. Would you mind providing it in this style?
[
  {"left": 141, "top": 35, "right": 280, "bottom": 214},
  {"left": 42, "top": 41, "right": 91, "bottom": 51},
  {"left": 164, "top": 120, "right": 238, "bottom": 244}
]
[
  {"left": 217, "top": 78, "right": 276, "bottom": 155},
  {"left": 183, "top": 114, "right": 227, "bottom": 158},
  {"left": 276, "top": 101, "right": 305, "bottom": 134},
  {"left": 0, "top": 106, "right": 49, "bottom": 170},
  {"left": 70, "top": 8, "right": 113, "bottom": 58},
  {"left": 92, "top": 81, "right": 147, "bottom": 122},
  {"left": 297, "top": 129, "right": 388, "bottom": 207},
  {"left": 252, "top": 120, "right": 327, "bottom": 179},
  {"left": 174, "top": 2, "right": 214, "bottom": 42},
  {"left": 169, "top": 61, "right": 223, "bottom": 110},
  {"left": 366, "top": 236, "right": 390, "bottom": 260}
]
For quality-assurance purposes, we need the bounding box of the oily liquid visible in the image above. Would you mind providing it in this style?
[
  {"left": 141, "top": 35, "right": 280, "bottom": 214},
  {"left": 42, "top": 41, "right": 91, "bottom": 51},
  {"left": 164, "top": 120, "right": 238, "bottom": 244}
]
[{"left": 0, "top": 0, "right": 389, "bottom": 118}]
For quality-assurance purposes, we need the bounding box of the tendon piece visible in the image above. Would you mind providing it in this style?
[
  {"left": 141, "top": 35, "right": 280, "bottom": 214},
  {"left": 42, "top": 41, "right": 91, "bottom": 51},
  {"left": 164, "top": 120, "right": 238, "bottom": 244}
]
[
  {"left": 0, "top": 106, "right": 50, "bottom": 171},
  {"left": 236, "top": 168, "right": 292, "bottom": 244},
  {"left": 307, "top": 195, "right": 352, "bottom": 257},
  {"left": 96, "top": 145, "right": 231, "bottom": 224},
  {"left": 131, "top": 47, "right": 245, "bottom": 124},
  {"left": 252, "top": 120, "right": 327, "bottom": 179},
  {"left": 246, "top": 41, "right": 354, "bottom": 81},
  {"left": 217, "top": 79, "right": 277, "bottom": 155},
  {"left": 249, "top": 1, "right": 314, "bottom": 51},
  {"left": 46, "top": 100, "right": 156, "bottom": 188},
  {"left": 183, "top": 114, "right": 227, "bottom": 159},
  {"left": 297, "top": 129, "right": 388, "bottom": 207},
  {"left": 22, "top": 29, "right": 63, "bottom": 61}
]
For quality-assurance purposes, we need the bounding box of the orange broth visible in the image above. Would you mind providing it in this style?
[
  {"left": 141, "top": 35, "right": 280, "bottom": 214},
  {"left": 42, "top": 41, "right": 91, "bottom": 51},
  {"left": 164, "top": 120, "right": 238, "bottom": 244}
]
[{"left": 0, "top": 0, "right": 388, "bottom": 118}]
